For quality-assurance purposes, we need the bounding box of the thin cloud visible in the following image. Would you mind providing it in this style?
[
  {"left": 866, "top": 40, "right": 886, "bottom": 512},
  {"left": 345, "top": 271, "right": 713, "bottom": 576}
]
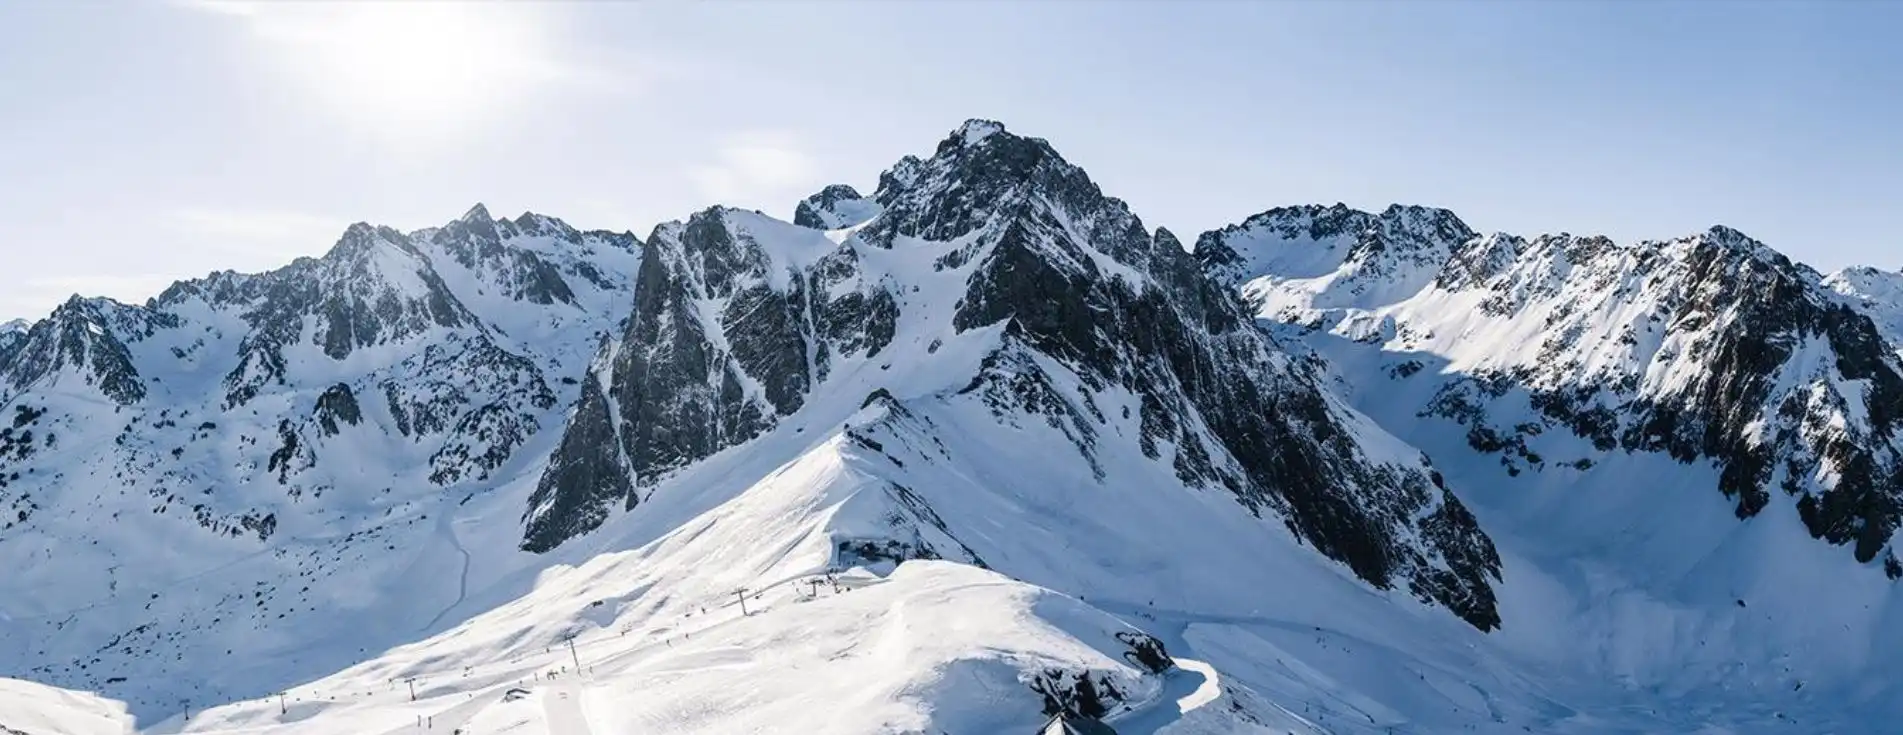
[
  {"left": 687, "top": 132, "right": 821, "bottom": 209},
  {"left": 2, "top": 207, "right": 343, "bottom": 320},
  {"left": 171, "top": 0, "right": 619, "bottom": 93},
  {"left": 1, "top": 274, "right": 189, "bottom": 320},
  {"left": 168, "top": 0, "right": 636, "bottom": 152},
  {"left": 165, "top": 208, "right": 346, "bottom": 256}
]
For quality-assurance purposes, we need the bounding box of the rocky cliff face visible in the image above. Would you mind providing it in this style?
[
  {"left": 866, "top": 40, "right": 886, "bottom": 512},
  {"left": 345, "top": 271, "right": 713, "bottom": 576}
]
[
  {"left": 1202, "top": 205, "right": 1903, "bottom": 574},
  {"left": 527, "top": 120, "right": 1503, "bottom": 628},
  {"left": 522, "top": 206, "right": 902, "bottom": 552}
]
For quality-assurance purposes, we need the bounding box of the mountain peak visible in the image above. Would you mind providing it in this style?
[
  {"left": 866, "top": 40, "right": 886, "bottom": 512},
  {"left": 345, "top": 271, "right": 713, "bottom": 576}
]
[
  {"left": 503, "top": 210, "right": 582, "bottom": 241},
  {"left": 792, "top": 184, "right": 880, "bottom": 230},
  {"left": 931, "top": 119, "right": 1047, "bottom": 161},
  {"left": 1377, "top": 204, "right": 1477, "bottom": 246},
  {"left": 323, "top": 222, "right": 409, "bottom": 261},
  {"left": 1647, "top": 223, "right": 1802, "bottom": 275},
  {"left": 954, "top": 118, "right": 1006, "bottom": 146},
  {"left": 815, "top": 183, "right": 861, "bottom": 198},
  {"left": 864, "top": 119, "right": 1103, "bottom": 251},
  {"left": 460, "top": 203, "right": 493, "bottom": 224},
  {"left": 1698, "top": 223, "right": 1783, "bottom": 257},
  {"left": 5, "top": 293, "right": 148, "bottom": 404}
]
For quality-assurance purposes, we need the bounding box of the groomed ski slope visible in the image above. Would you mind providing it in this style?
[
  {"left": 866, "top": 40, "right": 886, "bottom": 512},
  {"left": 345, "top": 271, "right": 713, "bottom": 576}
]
[{"left": 142, "top": 394, "right": 1324, "bottom": 734}]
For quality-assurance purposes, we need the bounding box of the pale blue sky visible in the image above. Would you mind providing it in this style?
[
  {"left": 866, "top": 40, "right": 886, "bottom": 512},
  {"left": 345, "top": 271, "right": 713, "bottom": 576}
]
[{"left": 2, "top": 0, "right": 1898, "bottom": 320}]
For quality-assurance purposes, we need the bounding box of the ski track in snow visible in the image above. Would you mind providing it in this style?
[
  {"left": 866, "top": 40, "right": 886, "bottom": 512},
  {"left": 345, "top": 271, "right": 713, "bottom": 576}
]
[
  {"left": 1108, "top": 657, "right": 1220, "bottom": 733},
  {"left": 420, "top": 506, "right": 473, "bottom": 634},
  {"left": 372, "top": 688, "right": 488, "bottom": 735}
]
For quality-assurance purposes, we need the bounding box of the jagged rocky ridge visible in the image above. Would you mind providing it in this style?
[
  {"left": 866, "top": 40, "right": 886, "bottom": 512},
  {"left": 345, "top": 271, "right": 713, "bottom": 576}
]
[
  {"left": 1200, "top": 203, "right": 1903, "bottom": 573},
  {"left": 528, "top": 120, "right": 1504, "bottom": 628},
  {"left": 0, "top": 206, "right": 639, "bottom": 712}
]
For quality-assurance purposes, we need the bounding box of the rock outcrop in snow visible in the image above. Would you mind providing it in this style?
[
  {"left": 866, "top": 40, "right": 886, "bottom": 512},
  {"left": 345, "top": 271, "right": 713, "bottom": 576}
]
[{"left": 792, "top": 184, "right": 882, "bottom": 230}]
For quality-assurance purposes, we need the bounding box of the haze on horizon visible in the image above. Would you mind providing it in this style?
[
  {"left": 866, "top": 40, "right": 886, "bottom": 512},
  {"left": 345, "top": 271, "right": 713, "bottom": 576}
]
[{"left": 1, "top": 0, "right": 1897, "bottom": 320}]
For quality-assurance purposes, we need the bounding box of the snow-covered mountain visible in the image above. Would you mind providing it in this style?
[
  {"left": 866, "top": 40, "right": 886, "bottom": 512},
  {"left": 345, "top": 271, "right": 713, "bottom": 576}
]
[
  {"left": 1825, "top": 265, "right": 1903, "bottom": 355},
  {"left": 0, "top": 320, "right": 28, "bottom": 370},
  {"left": 1199, "top": 203, "right": 1903, "bottom": 729},
  {"left": 1199, "top": 204, "right": 1903, "bottom": 569},
  {"left": 0, "top": 207, "right": 639, "bottom": 718},
  {"left": 9, "top": 121, "right": 1903, "bottom": 734},
  {"left": 527, "top": 120, "right": 1502, "bottom": 630},
  {"left": 0, "top": 121, "right": 1510, "bottom": 734}
]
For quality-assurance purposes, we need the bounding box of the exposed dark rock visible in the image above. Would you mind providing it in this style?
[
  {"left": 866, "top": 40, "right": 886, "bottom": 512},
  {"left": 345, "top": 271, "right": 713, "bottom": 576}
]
[
  {"left": 312, "top": 384, "right": 361, "bottom": 436},
  {"left": 527, "top": 206, "right": 901, "bottom": 547},
  {"left": 1114, "top": 630, "right": 1173, "bottom": 674},
  {"left": 1029, "top": 668, "right": 1121, "bottom": 721},
  {"left": 522, "top": 379, "right": 630, "bottom": 553}
]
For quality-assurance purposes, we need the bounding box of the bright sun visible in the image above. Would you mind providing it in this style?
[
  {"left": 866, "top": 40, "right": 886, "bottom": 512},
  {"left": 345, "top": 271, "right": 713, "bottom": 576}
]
[{"left": 229, "top": 1, "right": 567, "bottom": 141}]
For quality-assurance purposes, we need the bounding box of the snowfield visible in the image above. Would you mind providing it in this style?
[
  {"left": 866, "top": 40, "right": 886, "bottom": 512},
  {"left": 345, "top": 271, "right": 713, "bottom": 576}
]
[{"left": 0, "top": 679, "right": 132, "bottom": 735}]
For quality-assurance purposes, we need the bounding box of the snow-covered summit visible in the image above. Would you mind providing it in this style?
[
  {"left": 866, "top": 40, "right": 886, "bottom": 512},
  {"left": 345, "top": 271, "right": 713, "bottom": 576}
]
[
  {"left": 1196, "top": 203, "right": 1475, "bottom": 296},
  {"left": 792, "top": 184, "right": 882, "bottom": 230},
  {"left": 953, "top": 117, "right": 1006, "bottom": 147},
  {"left": 0, "top": 294, "right": 155, "bottom": 405},
  {"left": 1826, "top": 264, "right": 1903, "bottom": 353},
  {"left": 459, "top": 201, "right": 495, "bottom": 224}
]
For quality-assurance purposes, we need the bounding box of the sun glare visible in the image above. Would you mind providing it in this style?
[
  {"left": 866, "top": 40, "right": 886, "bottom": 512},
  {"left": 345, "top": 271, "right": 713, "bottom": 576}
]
[{"left": 240, "top": 2, "right": 566, "bottom": 142}]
